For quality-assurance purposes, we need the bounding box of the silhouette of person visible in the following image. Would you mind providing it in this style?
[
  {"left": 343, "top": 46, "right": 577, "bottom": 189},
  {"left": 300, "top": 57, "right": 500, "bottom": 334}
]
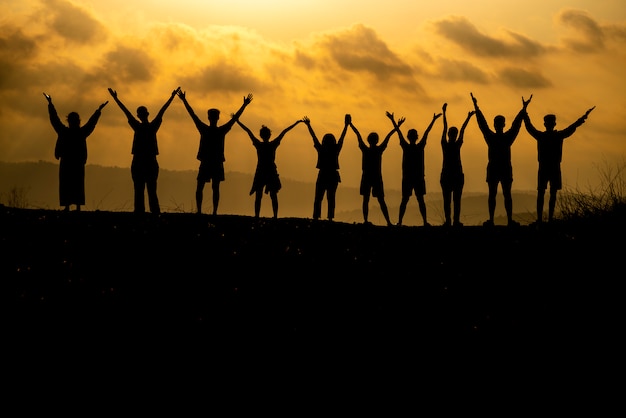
[
  {"left": 349, "top": 115, "right": 398, "bottom": 226},
  {"left": 177, "top": 90, "right": 253, "bottom": 215},
  {"left": 108, "top": 87, "right": 179, "bottom": 214},
  {"left": 524, "top": 104, "right": 595, "bottom": 224},
  {"left": 388, "top": 110, "right": 440, "bottom": 227},
  {"left": 303, "top": 114, "right": 349, "bottom": 221},
  {"left": 236, "top": 118, "right": 303, "bottom": 219},
  {"left": 471, "top": 92, "right": 532, "bottom": 227},
  {"left": 44, "top": 93, "right": 108, "bottom": 212},
  {"left": 440, "top": 103, "right": 475, "bottom": 227}
]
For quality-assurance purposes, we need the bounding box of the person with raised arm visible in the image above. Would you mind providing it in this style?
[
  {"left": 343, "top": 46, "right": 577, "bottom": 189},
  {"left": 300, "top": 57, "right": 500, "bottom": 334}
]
[
  {"left": 440, "top": 103, "right": 474, "bottom": 227},
  {"left": 44, "top": 93, "right": 108, "bottom": 212},
  {"left": 177, "top": 90, "right": 253, "bottom": 215},
  {"left": 471, "top": 92, "right": 532, "bottom": 227},
  {"left": 388, "top": 110, "right": 441, "bottom": 227},
  {"left": 524, "top": 103, "right": 595, "bottom": 224},
  {"left": 349, "top": 115, "right": 399, "bottom": 226},
  {"left": 303, "top": 114, "right": 349, "bottom": 221},
  {"left": 108, "top": 87, "right": 179, "bottom": 215},
  {"left": 236, "top": 117, "right": 303, "bottom": 219}
]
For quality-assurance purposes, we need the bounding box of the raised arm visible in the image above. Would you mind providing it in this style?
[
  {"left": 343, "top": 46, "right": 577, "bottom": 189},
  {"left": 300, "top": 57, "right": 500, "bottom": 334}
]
[
  {"left": 43, "top": 92, "right": 65, "bottom": 132},
  {"left": 509, "top": 94, "right": 533, "bottom": 136},
  {"left": 82, "top": 100, "right": 109, "bottom": 135},
  {"left": 349, "top": 119, "right": 365, "bottom": 148},
  {"left": 458, "top": 110, "right": 475, "bottom": 144},
  {"left": 235, "top": 119, "right": 258, "bottom": 145},
  {"left": 421, "top": 111, "right": 442, "bottom": 144},
  {"left": 224, "top": 93, "right": 253, "bottom": 129},
  {"left": 441, "top": 103, "right": 448, "bottom": 145},
  {"left": 153, "top": 87, "right": 181, "bottom": 122},
  {"left": 274, "top": 119, "right": 304, "bottom": 145},
  {"left": 470, "top": 92, "right": 492, "bottom": 136},
  {"left": 302, "top": 116, "right": 320, "bottom": 147},
  {"left": 560, "top": 106, "right": 596, "bottom": 139},
  {"left": 386, "top": 111, "right": 406, "bottom": 145},
  {"left": 337, "top": 114, "right": 350, "bottom": 150},
  {"left": 176, "top": 89, "right": 204, "bottom": 127},
  {"left": 108, "top": 88, "right": 135, "bottom": 121}
]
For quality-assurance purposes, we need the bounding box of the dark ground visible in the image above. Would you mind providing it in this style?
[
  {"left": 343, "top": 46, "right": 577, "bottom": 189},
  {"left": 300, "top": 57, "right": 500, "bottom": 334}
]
[{"left": 1, "top": 205, "right": 623, "bottom": 395}]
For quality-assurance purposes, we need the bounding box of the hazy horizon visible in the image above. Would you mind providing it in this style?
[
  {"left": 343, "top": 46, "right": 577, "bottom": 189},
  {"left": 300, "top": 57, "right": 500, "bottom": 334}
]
[{"left": 1, "top": 0, "right": 624, "bottom": 197}]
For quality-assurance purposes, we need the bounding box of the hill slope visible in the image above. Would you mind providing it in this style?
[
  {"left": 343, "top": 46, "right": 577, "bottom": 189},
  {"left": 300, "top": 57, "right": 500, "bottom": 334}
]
[{"left": 2, "top": 205, "right": 621, "bottom": 347}]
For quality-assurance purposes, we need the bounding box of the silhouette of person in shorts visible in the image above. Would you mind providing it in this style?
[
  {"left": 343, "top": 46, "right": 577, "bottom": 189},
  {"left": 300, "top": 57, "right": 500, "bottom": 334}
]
[
  {"left": 177, "top": 90, "right": 253, "bottom": 214},
  {"left": 349, "top": 115, "right": 400, "bottom": 226},
  {"left": 524, "top": 103, "right": 595, "bottom": 223},
  {"left": 387, "top": 110, "right": 441, "bottom": 226},
  {"left": 471, "top": 92, "right": 532, "bottom": 227},
  {"left": 236, "top": 118, "right": 303, "bottom": 218}
]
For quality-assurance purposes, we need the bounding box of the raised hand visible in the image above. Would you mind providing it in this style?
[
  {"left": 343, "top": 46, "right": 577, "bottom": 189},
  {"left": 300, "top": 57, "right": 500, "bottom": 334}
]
[
  {"left": 43, "top": 92, "right": 52, "bottom": 104},
  {"left": 397, "top": 116, "right": 406, "bottom": 126},
  {"left": 470, "top": 92, "right": 477, "bottom": 105},
  {"left": 344, "top": 114, "right": 351, "bottom": 125},
  {"left": 302, "top": 116, "right": 310, "bottom": 125},
  {"left": 171, "top": 86, "right": 181, "bottom": 96},
  {"left": 433, "top": 112, "right": 442, "bottom": 120},
  {"left": 177, "top": 89, "right": 186, "bottom": 100},
  {"left": 108, "top": 88, "right": 117, "bottom": 98},
  {"left": 99, "top": 101, "right": 109, "bottom": 111},
  {"left": 522, "top": 94, "right": 533, "bottom": 108},
  {"left": 442, "top": 103, "right": 447, "bottom": 112},
  {"left": 243, "top": 93, "right": 253, "bottom": 105},
  {"left": 584, "top": 106, "right": 596, "bottom": 118}
]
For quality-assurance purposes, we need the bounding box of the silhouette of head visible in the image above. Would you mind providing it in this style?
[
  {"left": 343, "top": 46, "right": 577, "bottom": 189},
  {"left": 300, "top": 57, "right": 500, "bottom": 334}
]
[
  {"left": 137, "top": 106, "right": 149, "bottom": 121},
  {"left": 67, "top": 112, "right": 80, "bottom": 128},
  {"left": 208, "top": 108, "right": 220, "bottom": 123},
  {"left": 367, "top": 132, "right": 379, "bottom": 146},
  {"left": 322, "top": 133, "right": 336, "bottom": 146},
  {"left": 260, "top": 125, "right": 271, "bottom": 141},
  {"left": 494, "top": 115, "right": 506, "bottom": 131},
  {"left": 448, "top": 126, "right": 459, "bottom": 141},
  {"left": 544, "top": 114, "right": 556, "bottom": 130},
  {"left": 407, "top": 129, "right": 418, "bottom": 143}
]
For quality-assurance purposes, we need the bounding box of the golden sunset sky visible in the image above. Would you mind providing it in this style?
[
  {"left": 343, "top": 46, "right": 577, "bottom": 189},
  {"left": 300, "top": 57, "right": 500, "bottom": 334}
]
[{"left": 2, "top": 0, "right": 625, "bottom": 194}]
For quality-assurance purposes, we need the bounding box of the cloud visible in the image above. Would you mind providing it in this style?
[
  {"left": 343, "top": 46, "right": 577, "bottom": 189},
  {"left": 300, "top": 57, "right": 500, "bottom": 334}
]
[
  {"left": 557, "top": 9, "right": 626, "bottom": 53},
  {"left": 319, "top": 24, "right": 414, "bottom": 79},
  {"left": 497, "top": 67, "right": 552, "bottom": 89},
  {"left": 179, "top": 63, "right": 261, "bottom": 94},
  {"left": 435, "top": 58, "right": 489, "bottom": 84},
  {"left": 44, "top": 0, "right": 108, "bottom": 44},
  {"left": 94, "top": 46, "right": 156, "bottom": 84},
  {"left": 433, "top": 16, "right": 546, "bottom": 58}
]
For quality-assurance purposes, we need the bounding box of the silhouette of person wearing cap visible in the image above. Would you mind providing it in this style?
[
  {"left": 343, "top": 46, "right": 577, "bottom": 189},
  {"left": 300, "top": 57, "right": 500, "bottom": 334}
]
[{"left": 524, "top": 104, "right": 595, "bottom": 223}]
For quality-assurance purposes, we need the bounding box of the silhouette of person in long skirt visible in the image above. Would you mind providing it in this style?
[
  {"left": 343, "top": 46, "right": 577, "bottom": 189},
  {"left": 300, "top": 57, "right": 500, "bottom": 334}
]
[
  {"left": 177, "top": 90, "right": 253, "bottom": 215},
  {"left": 388, "top": 110, "right": 441, "bottom": 226},
  {"left": 349, "top": 115, "right": 399, "bottom": 226},
  {"left": 236, "top": 118, "right": 303, "bottom": 219},
  {"left": 108, "top": 87, "right": 179, "bottom": 214},
  {"left": 524, "top": 103, "right": 595, "bottom": 223},
  {"left": 440, "top": 103, "right": 474, "bottom": 227},
  {"left": 44, "top": 93, "right": 108, "bottom": 212},
  {"left": 471, "top": 92, "right": 532, "bottom": 227},
  {"left": 303, "top": 115, "right": 349, "bottom": 221}
]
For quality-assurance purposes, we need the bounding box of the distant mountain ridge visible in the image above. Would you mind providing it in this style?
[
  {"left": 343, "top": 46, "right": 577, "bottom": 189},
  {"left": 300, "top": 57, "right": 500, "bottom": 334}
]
[{"left": 0, "top": 161, "right": 537, "bottom": 225}]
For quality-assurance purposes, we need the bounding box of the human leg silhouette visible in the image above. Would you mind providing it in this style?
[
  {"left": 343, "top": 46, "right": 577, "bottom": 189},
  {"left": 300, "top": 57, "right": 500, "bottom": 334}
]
[{"left": 211, "top": 181, "right": 220, "bottom": 215}]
